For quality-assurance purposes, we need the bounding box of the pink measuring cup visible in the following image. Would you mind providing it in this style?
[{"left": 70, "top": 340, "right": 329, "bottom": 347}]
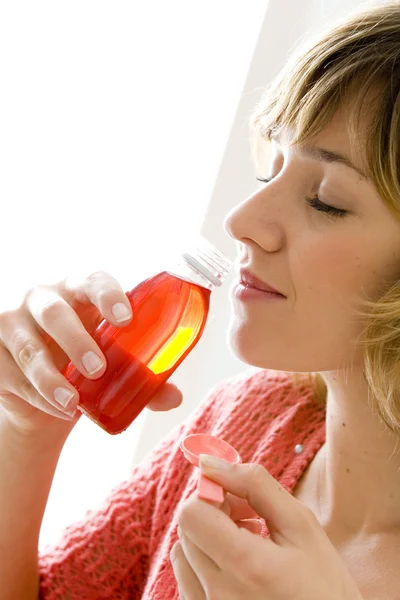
[{"left": 180, "top": 433, "right": 242, "bottom": 503}]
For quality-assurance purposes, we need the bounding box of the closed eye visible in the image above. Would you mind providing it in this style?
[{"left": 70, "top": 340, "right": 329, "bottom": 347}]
[{"left": 256, "top": 177, "right": 348, "bottom": 219}]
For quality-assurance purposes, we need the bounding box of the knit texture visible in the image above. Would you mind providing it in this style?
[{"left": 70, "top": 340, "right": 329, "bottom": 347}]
[{"left": 38, "top": 367, "right": 326, "bottom": 599}]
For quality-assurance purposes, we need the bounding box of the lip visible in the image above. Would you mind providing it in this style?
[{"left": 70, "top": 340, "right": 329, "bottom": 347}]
[{"left": 239, "top": 268, "right": 285, "bottom": 297}]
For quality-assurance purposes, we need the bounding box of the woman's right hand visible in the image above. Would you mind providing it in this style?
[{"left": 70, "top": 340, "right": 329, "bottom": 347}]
[{"left": 0, "top": 270, "right": 183, "bottom": 437}]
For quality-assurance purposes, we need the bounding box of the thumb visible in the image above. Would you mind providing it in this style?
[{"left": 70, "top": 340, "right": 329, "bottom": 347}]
[
  {"left": 147, "top": 382, "right": 183, "bottom": 411},
  {"left": 198, "top": 454, "right": 299, "bottom": 536}
]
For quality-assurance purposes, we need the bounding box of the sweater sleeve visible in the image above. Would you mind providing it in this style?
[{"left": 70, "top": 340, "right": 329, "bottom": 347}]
[{"left": 38, "top": 379, "right": 230, "bottom": 600}]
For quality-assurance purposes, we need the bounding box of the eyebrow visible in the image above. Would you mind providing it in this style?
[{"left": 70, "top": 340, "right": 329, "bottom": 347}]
[{"left": 270, "top": 132, "right": 369, "bottom": 181}]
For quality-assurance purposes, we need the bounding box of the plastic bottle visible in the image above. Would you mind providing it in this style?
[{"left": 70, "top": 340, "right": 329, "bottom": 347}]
[{"left": 61, "top": 237, "right": 233, "bottom": 434}]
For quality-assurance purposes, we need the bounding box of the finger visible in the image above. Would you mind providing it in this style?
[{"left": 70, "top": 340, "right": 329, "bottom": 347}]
[
  {"left": 178, "top": 529, "right": 217, "bottom": 599},
  {"left": 25, "top": 287, "right": 107, "bottom": 380},
  {"left": 178, "top": 495, "right": 272, "bottom": 572},
  {"left": 170, "top": 540, "right": 205, "bottom": 600},
  {"left": 225, "top": 492, "right": 259, "bottom": 521},
  {"left": 199, "top": 458, "right": 301, "bottom": 535},
  {"left": 185, "top": 491, "right": 257, "bottom": 523},
  {"left": 60, "top": 270, "right": 133, "bottom": 327},
  {"left": 0, "top": 342, "right": 77, "bottom": 420},
  {"left": 0, "top": 390, "right": 80, "bottom": 423},
  {"left": 146, "top": 382, "right": 183, "bottom": 411}
]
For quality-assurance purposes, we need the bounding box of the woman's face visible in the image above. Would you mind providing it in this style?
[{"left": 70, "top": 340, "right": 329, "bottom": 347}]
[{"left": 223, "top": 105, "right": 400, "bottom": 374}]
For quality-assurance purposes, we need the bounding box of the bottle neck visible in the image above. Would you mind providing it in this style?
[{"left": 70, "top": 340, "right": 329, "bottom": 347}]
[{"left": 165, "top": 257, "right": 217, "bottom": 291}]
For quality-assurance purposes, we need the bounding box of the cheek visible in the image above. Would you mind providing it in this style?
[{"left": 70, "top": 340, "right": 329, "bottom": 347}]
[
  {"left": 291, "top": 235, "right": 375, "bottom": 340},
  {"left": 293, "top": 232, "right": 373, "bottom": 307},
  {"left": 308, "top": 234, "right": 398, "bottom": 312},
  {"left": 299, "top": 234, "right": 354, "bottom": 291},
  {"left": 226, "top": 234, "right": 383, "bottom": 371}
]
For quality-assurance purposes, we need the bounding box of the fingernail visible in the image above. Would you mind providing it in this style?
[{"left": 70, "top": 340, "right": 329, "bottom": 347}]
[
  {"left": 54, "top": 387, "right": 75, "bottom": 408},
  {"left": 112, "top": 302, "right": 132, "bottom": 323},
  {"left": 199, "top": 454, "right": 233, "bottom": 471},
  {"left": 82, "top": 351, "right": 104, "bottom": 374}
]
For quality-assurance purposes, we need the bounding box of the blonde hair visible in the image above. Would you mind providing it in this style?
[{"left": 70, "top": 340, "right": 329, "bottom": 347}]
[{"left": 249, "top": 1, "right": 400, "bottom": 434}]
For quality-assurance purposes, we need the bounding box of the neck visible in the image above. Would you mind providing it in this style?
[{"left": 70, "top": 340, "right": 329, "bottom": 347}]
[{"left": 316, "top": 369, "right": 400, "bottom": 538}]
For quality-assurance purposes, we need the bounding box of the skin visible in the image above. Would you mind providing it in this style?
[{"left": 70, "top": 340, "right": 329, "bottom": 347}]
[
  {"left": 1, "top": 88, "right": 398, "bottom": 597},
  {"left": 172, "top": 458, "right": 364, "bottom": 600},
  {"left": 222, "top": 101, "right": 400, "bottom": 548},
  {"left": 0, "top": 272, "right": 183, "bottom": 599}
]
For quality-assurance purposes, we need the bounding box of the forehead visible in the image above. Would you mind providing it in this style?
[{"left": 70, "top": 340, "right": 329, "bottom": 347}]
[
  {"left": 305, "top": 108, "right": 361, "bottom": 152},
  {"left": 276, "top": 99, "right": 376, "bottom": 179}
]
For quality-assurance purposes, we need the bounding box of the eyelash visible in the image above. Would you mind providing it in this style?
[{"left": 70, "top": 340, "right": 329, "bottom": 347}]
[{"left": 255, "top": 177, "right": 348, "bottom": 219}]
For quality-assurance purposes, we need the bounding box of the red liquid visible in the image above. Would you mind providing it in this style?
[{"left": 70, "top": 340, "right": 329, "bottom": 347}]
[{"left": 61, "top": 271, "right": 211, "bottom": 434}]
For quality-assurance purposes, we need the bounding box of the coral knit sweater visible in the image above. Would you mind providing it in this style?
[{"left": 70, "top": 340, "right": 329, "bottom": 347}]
[{"left": 38, "top": 368, "right": 326, "bottom": 599}]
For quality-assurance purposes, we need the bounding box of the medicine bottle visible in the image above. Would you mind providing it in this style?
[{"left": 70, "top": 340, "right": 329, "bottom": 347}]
[{"left": 61, "top": 238, "right": 232, "bottom": 434}]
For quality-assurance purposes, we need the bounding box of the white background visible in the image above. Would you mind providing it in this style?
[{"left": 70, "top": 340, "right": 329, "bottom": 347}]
[
  {"left": 0, "top": 0, "right": 365, "bottom": 551},
  {"left": 0, "top": 1, "right": 266, "bottom": 550}
]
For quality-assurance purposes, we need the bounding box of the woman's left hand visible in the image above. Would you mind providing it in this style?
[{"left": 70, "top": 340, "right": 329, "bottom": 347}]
[{"left": 170, "top": 455, "right": 363, "bottom": 600}]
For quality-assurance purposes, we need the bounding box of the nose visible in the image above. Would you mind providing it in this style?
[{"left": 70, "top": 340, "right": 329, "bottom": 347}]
[
  {"left": 223, "top": 189, "right": 283, "bottom": 251},
  {"left": 223, "top": 205, "right": 237, "bottom": 240}
]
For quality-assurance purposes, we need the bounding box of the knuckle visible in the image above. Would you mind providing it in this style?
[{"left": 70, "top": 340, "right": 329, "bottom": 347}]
[
  {"left": 86, "top": 270, "right": 109, "bottom": 285},
  {"left": 246, "top": 462, "right": 266, "bottom": 483},
  {"left": 0, "top": 309, "right": 13, "bottom": 327},
  {"left": 97, "top": 287, "right": 117, "bottom": 304},
  {"left": 40, "top": 300, "right": 64, "bottom": 326},
  {"left": 20, "top": 375, "right": 35, "bottom": 396},
  {"left": 0, "top": 309, "right": 21, "bottom": 341},
  {"left": 0, "top": 312, "right": 10, "bottom": 338},
  {"left": 177, "top": 497, "right": 196, "bottom": 528},
  {"left": 84, "top": 272, "right": 123, "bottom": 306}
]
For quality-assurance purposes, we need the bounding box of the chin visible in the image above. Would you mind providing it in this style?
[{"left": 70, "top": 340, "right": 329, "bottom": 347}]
[
  {"left": 226, "top": 320, "right": 277, "bottom": 369},
  {"left": 226, "top": 318, "right": 331, "bottom": 373}
]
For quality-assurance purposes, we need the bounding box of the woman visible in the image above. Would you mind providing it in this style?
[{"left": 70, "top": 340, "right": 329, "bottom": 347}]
[{"left": 1, "top": 2, "right": 399, "bottom": 598}]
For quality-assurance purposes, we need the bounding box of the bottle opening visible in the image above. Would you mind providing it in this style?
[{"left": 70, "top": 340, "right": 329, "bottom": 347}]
[{"left": 181, "top": 237, "right": 233, "bottom": 288}]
